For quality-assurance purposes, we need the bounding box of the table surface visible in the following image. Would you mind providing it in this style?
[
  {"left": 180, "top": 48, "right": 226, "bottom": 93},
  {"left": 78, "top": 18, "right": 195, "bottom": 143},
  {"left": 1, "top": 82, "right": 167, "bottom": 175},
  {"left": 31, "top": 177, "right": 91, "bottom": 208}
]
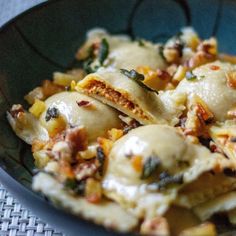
[{"left": 0, "top": 1, "right": 64, "bottom": 235}]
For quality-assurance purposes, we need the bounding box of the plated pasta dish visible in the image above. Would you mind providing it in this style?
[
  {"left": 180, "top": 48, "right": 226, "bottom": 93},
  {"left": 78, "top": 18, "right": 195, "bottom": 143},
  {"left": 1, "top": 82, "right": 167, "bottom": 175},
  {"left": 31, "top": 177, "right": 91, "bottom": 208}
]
[{"left": 7, "top": 27, "right": 236, "bottom": 235}]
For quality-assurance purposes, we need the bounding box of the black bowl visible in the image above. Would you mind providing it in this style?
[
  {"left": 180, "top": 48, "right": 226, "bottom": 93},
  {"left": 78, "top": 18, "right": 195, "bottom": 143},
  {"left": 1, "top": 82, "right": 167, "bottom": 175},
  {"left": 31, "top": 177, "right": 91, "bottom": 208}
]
[{"left": 0, "top": 0, "right": 236, "bottom": 235}]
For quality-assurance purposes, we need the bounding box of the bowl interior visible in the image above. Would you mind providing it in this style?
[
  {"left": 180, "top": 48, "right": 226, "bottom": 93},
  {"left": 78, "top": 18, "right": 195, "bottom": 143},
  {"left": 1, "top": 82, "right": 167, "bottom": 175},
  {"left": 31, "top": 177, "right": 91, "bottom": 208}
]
[{"left": 0, "top": 0, "right": 236, "bottom": 234}]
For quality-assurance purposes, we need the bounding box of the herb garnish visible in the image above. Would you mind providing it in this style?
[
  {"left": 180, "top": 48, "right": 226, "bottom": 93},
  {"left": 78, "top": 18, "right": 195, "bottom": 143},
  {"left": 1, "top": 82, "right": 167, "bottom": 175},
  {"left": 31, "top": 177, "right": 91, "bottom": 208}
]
[
  {"left": 147, "top": 173, "right": 184, "bottom": 191},
  {"left": 45, "top": 107, "right": 59, "bottom": 122},
  {"left": 98, "top": 38, "right": 109, "bottom": 65},
  {"left": 83, "top": 38, "right": 109, "bottom": 73},
  {"left": 120, "top": 69, "right": 158, "bottom": 94},
  {"left": 137, "top": 39, "right": 145, "bottom": 47},
  {"left": 83, "top": 59, "right": 99, "bottom": 74},
  {"left": 141, "top": 155, "right": 161, "bottom": 179},
  {"left": 64, "top": 178, "right": 86, "bottom": 195},
  {"left": 96, "top": 146, "right": 106, "bottom": 176},
  {"left": 186, "top": 71, "right": 197, "bottom": 81}
]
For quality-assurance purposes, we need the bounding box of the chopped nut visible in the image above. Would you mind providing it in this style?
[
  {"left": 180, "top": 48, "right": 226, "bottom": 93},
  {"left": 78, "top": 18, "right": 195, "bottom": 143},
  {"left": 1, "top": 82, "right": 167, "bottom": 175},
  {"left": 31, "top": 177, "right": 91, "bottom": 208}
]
[
  {"left": 75, "top": 161, "right": 98, "bottom": 181},
  {"left": 52, "top": 141, "right": 72, "bottom": 162},
  {"left": 42, "top": 80, "right": 64, "bottom": 98},
  {"left": 226, "top": 71, "right": 236, "bottom": 89},
  {"left": 9, "top": 104, "right": 24, "bottom": 118},
  {"left": 58, "top": 159, "right": 75, "bottom": 179},
  {"left": 24, "top": 87, "right": 45, "bottom": 105},
  {"left": 79, "top": 145, "right": 97, "bottom": 160},
  {"left": 33, "top": 150, "right": 51, "bottom": 169},
  {"left": 140, "top": 216, "right": 170, "bottom": 236}
]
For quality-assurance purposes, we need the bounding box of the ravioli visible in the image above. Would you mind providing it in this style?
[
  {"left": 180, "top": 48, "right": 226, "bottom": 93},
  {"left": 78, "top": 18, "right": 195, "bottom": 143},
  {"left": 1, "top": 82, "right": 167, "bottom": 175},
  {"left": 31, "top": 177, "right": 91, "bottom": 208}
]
[
  {"left": 176, "top": 61, "right": 236, "bottom": 121},
  {"left": 39, "top": 91, "right": 122, "bottom": 142},
  {"left": 102, "top": 125, "right": 235, "bottom": 219},
  {"left": 193, "top": 191, "right": 236, "bottom": 221},
  {"left": 77, "top": 28, "right": 166, "bottom": 70},
  {"left": 7, "top": 26, "right": 236, "bottom": 235},
  {"left": 77, "top": 68, "right": 186, "bottom": 125},
  {"left": 33, "top": 172, "right": 138, "bottom": 232}
]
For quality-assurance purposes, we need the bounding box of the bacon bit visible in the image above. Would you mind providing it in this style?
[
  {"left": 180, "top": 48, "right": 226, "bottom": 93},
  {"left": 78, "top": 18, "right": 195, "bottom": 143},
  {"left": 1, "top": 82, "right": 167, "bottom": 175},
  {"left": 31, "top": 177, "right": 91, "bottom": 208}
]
[
  {"left": 210, "top": 65, "right": 220, "bottom": 70},
  {"left": 131, "top": 155, "right": 143, "bottom": 172},
  {"left": 65, "top": 126, "right": 88, "bottom": 152},
  {"left": 9, "top": 104, "right": 24, "bottom": 118},
  {"left": 75, "top": 161, "right": 98, "bottom": 181},
  {"left": 76, "top": 100, "right": 92, "bottom": 107},
  {"left": 226, "top": 71, "right": 236, "bottom": 89}
]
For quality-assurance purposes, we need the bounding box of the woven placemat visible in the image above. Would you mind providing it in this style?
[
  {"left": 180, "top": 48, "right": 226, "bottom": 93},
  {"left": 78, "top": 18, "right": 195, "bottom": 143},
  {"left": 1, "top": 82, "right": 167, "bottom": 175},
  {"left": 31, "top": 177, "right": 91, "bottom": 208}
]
[
  {"left": 0, "top": 1, "right": 64, "bottom": 235},
  {"left": 0, "top": 184, "right": 64, "bottom": 236}
]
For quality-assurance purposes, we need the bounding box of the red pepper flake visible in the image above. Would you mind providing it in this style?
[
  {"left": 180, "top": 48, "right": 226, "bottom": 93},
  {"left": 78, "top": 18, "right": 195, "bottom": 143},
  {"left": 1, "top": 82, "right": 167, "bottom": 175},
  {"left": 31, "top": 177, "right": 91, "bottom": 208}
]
[
  {"left": 210, "top": 65, "right": 220, "bottom": 70},
  {"left": 77, "top": 100, "right": 91, "bottom": 107}
]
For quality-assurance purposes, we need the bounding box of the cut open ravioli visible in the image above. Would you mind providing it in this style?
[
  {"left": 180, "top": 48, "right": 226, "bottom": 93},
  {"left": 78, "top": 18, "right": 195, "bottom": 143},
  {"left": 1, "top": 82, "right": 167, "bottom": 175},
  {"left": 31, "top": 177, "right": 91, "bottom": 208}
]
[
  {"left": 33, "top": 172, "right": 138, "bottom": 232},
  {"left": 39, "top": 91, "right": 122, "bottom": 142},
  {"left": 102, "top": 125, "right": 236, "bottom": 219},
  {"left": 77, "top": 68, "right": 186, "bottom": 125}
]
